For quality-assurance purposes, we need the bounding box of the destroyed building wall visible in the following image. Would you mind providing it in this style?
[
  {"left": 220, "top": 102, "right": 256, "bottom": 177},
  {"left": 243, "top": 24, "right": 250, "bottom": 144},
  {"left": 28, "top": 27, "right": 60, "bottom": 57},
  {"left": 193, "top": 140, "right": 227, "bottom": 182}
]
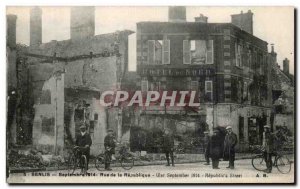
[
  {"left": 27, "top": 30, "right": 133, "bottom": 154},
  {"left": 32, "top": 73, "right": 64, "bottom": 155}
]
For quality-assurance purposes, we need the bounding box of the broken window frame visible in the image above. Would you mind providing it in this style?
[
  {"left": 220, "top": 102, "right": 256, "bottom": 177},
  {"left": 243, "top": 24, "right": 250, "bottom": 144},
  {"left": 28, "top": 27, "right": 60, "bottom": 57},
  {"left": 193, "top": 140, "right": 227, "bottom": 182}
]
[{"left": 183, "top": 39, "right": 214, "bottom": 65}]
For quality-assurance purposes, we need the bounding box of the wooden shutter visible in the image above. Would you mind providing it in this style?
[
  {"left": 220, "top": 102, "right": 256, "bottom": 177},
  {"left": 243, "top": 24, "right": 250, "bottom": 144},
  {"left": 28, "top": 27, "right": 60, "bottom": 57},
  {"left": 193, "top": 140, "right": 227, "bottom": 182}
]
[
  {"left": 162, "top": 40, "right": 170, "bottom": 64},
  {"left": 183, "top": 40, "right": 191, "bottom": 64},
  {"left": 148, "top": 40, "right": 155, "bottom": 64},
  {"left": 206, "top": 40, "right": 214, "bottom": 64}
]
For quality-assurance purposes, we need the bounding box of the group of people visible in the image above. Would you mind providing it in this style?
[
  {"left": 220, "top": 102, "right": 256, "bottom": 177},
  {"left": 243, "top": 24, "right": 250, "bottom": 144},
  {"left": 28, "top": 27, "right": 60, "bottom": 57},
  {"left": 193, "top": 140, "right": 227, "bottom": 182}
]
[
  {"left": 74, "top": 125, "right": 116, "bottom": 171},
  {"left": 74, "top": 124, "right": 277, "bottom": 173},
  {"left": 202, "top": 126, "right": 238, "bottom": 169}
]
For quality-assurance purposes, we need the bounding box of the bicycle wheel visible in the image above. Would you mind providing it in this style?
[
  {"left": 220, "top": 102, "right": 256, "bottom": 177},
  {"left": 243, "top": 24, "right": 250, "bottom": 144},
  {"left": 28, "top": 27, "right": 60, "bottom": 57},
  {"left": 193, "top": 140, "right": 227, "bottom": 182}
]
[
  {"left": 276, "top": 156, "right": 291, "bottom": 174},
  {"left": 252, "top": 155, "right": 267, "bottom": 171},
  {"left": 67, "top": 155, "right": 76, "bottom": 174},
  {"left": 80, "top": 155, "right": 87, "bottom": 174},
  {"left": 121, "top": 155, "right": 134, "bottom": 170},
  {"left": 95, "top": 154, "right": 106, "bottom": 171}
]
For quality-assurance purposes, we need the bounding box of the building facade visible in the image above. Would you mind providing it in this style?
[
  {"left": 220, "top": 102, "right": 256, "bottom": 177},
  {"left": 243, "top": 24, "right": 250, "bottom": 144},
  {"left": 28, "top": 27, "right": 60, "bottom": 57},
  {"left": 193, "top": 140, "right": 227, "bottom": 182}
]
[{"left": 134, "top": 7, "right": 273, "bottom": 152}]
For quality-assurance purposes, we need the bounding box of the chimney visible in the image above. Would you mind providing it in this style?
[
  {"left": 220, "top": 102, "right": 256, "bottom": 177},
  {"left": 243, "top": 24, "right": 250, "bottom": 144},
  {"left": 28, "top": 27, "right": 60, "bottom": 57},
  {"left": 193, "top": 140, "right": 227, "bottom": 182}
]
[
  {"left": 30, "top": 7, "right": 42, "bottom": 46},
  {"left": 168, "top": 6, "right": 186, "bottom": 22},
  {"left": 70, "top": 7, "right": 95, "bottom": 40},
  {"left": 231, "top": 10, "right": 253, "bottom": 34},
  {"left": 6, "top": 14, "right": 17, "bottom": 48},
  {"left": 195, "top": 14, "right": 208, "bottom": 23},
  {"left": 283, "top": 58, "right": 290, "bottom": 75}
]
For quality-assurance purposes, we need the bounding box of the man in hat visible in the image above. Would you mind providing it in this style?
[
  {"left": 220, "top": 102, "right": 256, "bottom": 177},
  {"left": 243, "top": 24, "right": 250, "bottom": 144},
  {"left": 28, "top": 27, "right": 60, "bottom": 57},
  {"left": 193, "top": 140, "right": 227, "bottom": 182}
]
[
  {"left": 223, "top": 126, "right": 237, "bottom": 169},
  {"left": 262, "top": 125, "right": 274, "bottom": 173},
  {"left": 104, "top": 129, "right": 117, "bottom": 171},
  {"left": 75, "top": 125, "right": 92, "bottom": 170},
  {"left": 209, "top": 129, "right": 223, "bottom": 169},
  {"left": 163, "top": 129, "right": 175, "bottom": 166},
  {"left": 203, "top": 131, "right": 210, "bottom": 165}
]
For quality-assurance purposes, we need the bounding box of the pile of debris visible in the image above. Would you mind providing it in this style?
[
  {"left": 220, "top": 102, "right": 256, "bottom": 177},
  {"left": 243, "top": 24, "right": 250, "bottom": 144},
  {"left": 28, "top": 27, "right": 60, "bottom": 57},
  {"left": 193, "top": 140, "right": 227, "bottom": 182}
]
[{"left": 8, "top": 148, "right": 65, "bottom": 169}]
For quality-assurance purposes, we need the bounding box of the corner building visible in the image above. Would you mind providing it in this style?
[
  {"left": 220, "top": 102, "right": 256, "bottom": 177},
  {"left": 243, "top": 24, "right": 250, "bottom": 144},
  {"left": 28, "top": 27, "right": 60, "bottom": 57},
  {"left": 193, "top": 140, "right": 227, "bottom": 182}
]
[{"left": 135, "top": 7, "right": 272, "bottom": 152}]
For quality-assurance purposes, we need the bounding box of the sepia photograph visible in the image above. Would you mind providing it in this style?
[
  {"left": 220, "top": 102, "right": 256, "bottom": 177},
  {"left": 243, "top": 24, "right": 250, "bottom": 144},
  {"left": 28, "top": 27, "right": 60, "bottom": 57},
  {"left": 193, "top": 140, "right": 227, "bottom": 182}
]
[{"left": 5, "top": 6, "right": 295, "bottom": 184}]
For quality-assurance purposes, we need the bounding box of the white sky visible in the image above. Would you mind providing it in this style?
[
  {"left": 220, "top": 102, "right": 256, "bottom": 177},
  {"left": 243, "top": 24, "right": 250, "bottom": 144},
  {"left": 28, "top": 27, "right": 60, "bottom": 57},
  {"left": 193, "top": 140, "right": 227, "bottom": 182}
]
[{"left": 6, "top": 6, "right": 294, "bottom": 73}]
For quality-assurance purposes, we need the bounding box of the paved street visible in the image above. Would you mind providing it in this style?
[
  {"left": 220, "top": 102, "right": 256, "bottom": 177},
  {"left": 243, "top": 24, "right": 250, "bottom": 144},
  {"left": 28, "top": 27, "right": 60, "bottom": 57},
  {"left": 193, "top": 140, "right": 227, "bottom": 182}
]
[{"left": 8, "top": 159, "right": 294, "bottom": 183}]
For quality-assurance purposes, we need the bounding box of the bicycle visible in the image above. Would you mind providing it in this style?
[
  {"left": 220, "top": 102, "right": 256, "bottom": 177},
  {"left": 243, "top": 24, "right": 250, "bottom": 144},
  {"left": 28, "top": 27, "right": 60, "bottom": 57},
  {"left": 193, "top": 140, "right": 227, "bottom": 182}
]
[
  {"left": 95, "top": 144, "right": 134, "bottom": 171},
  {"left": 251, "top": 145, "right": 292, "bottom": 174},
  {"left": 67, "top": 146, "right": 88, "bottom": 174}
]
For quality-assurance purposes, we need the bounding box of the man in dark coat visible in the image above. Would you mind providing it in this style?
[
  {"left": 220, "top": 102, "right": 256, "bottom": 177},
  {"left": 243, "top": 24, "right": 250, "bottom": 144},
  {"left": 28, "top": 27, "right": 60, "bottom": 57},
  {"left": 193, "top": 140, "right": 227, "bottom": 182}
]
[
  {"left": 163, "top": 129, "right": 175, "bottom": 166},
  {"left": 104, "top": 129, "right": 116, "bottom": 171},
  {"left": 203, "top": 131, "right": 210, "bottom": 165},
  {"left": 209, "top": 129, "right": 223, "bottom": 169},
  {"left": 223, "top": 126, "right": 238, "bottom": 169},
  {"left": 262, "top": 125, "right": 274, "bottom": 173},
  {"left": 75, "top": 125, "right": 92, "bottom": 170}
]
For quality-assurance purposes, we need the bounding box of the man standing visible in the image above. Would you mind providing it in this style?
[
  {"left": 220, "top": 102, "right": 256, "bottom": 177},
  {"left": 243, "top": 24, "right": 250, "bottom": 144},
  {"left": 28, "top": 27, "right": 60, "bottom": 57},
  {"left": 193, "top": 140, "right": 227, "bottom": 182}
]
[
  {"left": 223, "top": 126, "right": 237, "bottom": 169},
  {"left": 163, "top": 129, "right": 175, "bottom": 167},
  {"left": 203, "top": 131, "right": 210, "bottom": 165},
  {"left": 104, "top": 129, "right": 116, "bottom": 171},
  {"left": 262, "top": 125, "right": 274, "bottom": 173},
  {"left": 75, "top": 125, "right": 92, "bottom": 170},
  {"left": 209, "top": 129, "right": 223, "bottom": 169}
]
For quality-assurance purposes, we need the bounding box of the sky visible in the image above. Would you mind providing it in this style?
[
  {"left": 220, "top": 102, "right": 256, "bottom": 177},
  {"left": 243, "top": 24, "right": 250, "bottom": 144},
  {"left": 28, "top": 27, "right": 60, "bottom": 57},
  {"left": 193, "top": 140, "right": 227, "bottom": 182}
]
[{"left": 6, "top": 6, "right": 294, "bottom": 73}]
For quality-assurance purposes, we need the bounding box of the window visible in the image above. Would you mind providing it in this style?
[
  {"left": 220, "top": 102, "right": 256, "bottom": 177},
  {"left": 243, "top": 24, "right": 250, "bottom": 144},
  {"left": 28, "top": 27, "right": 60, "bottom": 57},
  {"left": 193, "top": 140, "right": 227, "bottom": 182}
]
[
  {"left": 243, "top": 81, "right": 248, "bottom": 101},
  {"left": 205, "top": 81, "right": 213, "bottom": 102},
  {"left": 141, "top": 80, "right": 148, "bottom": 92},
  {"left": 190, "top": 81, "right": 198, "bottom": 91},
  {"left": 183, "top": 40, "right": 214, "bottom": 65},
  {"left": 247, "top": 49, "right": 252, "bottom": 68},
  {"left": 148, "top": 40, "right": 169, "bottom": 65},
  {"left": 150, "top": 81, "right": 160, "bottom": 91},
  {"left": 235, "top": 43, "right": 242, "bottom": 67}
]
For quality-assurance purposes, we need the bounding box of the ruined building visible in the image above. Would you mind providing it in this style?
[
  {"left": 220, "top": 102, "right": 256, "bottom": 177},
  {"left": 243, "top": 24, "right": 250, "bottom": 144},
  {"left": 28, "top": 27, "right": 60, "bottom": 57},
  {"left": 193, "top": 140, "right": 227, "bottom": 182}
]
[
  {"left": 13, "top": 7, "right": 133, "bottom": 155},
  {"left": 133, "top": 7, "right": 273, "bottom": 152}
]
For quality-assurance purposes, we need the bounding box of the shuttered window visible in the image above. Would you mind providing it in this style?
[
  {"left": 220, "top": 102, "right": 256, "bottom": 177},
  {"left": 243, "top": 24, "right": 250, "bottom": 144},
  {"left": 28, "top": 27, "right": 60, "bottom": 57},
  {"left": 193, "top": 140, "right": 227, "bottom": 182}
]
[
  {"left": 162, "top": 40, "right": 170, "bottom": 64},
  {"left": 206, "top": 40, "right": 214, "bottom": 64},
  {"left": 183, "top": 40, "right": 191, "bottom": 64},
  {"left": 148, "top": 40, "right": 155, "bottom": 64}
]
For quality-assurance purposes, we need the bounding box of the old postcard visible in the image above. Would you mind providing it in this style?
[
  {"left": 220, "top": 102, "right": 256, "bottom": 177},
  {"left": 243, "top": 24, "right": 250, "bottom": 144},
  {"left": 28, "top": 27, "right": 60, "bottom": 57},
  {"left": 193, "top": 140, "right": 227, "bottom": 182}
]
[{"left": 6, "top": 6, "right": 295, "bottom": 184}]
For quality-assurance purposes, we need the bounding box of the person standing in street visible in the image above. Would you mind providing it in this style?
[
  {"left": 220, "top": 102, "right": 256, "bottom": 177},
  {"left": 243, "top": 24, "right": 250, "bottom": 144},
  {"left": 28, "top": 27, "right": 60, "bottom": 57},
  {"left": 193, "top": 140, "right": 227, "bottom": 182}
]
[
  {"left": 209, "top": 129, "right": 223, "bottom": 169},
  {"left": 104, "top": 129, "right": 116, "bottom": 171},
  {"left": 75, "top": 125, "right": 92, "bottom": 170},
  {"left": 163, "top": 129, "right": 175, "bottom": 167},
  {"left": 262, "top": 125, "right": 274, "bottom": 173},
  {"left": 203, "top": 131, "right": 210, "bottom": 165},
  {"left": 223, "top": 126, "right": 238, "bottom": 169}
]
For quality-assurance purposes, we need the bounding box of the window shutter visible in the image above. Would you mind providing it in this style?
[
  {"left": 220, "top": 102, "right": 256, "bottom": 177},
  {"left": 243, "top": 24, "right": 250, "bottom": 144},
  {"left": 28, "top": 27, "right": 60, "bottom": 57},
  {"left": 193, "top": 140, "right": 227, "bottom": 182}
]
[
  {"left": 183, "top": 40, "right": 191, "bottom": 64},
  {"left": 148, "top": 40, "right": 155, "bottom": 64},
  {"left": 206, "top": 40, "right": 214, "bottom": 64},
  {"left": 162, "top": 40, "right": 170, "bottom": 64}
]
